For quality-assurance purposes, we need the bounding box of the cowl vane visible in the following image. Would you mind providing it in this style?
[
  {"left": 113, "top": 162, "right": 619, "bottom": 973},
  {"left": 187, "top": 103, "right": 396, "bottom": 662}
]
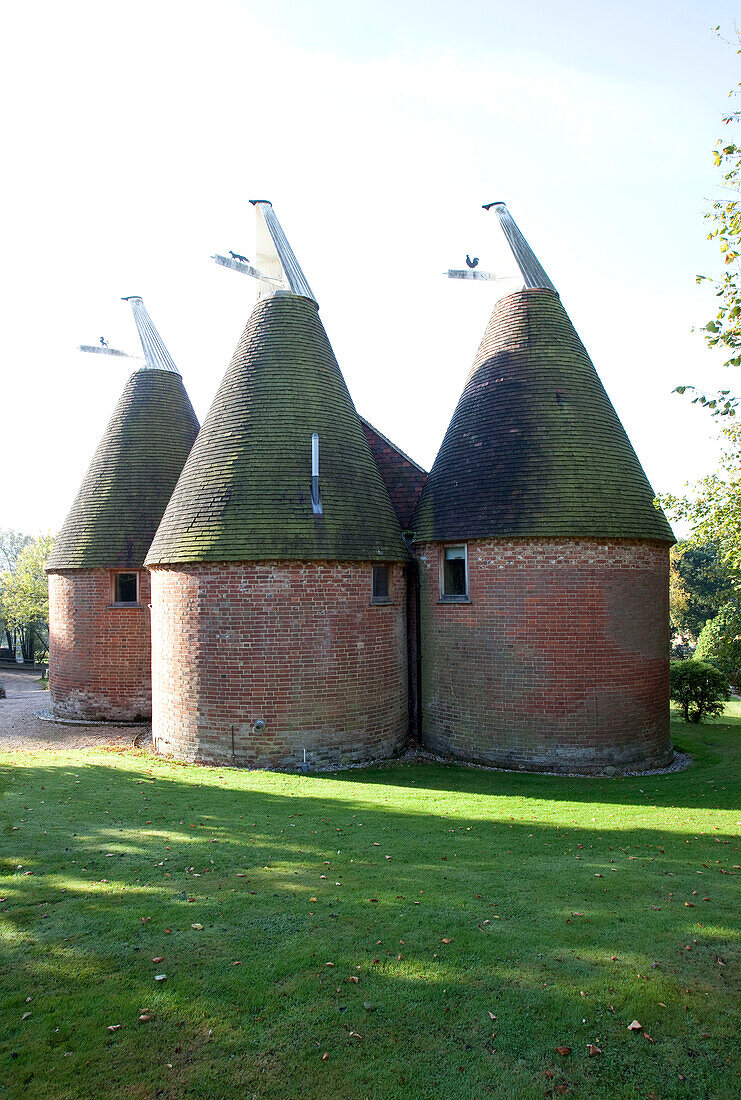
[
  {"left": 122, "top": 296, "right": 181, "bottom": 373},
  {"left": 483, "top": 201, "right": 557, "bottom": 293}
]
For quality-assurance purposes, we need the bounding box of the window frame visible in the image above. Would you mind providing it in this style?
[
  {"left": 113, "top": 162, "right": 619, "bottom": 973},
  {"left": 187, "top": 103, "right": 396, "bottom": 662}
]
[
  {"left": 110, "top": 570, "right": 141, "bottom": 608},
  {"left": 439, "top": 543, "right": 469, "bottom": 603},
  {"left": 370, "top": 564, "right": 392, "bottom": 605}
]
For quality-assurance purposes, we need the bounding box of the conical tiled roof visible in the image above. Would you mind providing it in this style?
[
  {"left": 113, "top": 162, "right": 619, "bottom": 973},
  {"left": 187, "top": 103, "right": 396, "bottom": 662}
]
[
  {"left": 146, "top": 294, "right": 408, "bottom": 565},
  {"left": 47, "top": 370, "right": 200, "bottom": 570},
  {"left": 412, "top": 288, "right": 674, "bottom": 543}
]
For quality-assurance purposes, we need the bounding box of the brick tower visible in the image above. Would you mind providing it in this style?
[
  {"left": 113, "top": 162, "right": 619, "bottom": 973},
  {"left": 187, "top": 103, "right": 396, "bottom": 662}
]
[
  {"left": 46, "top": 299, "right": 200, "bottom": 720},
  {"left": 412, "top": 203, "right": 675, "bottom": 774},
  {"left": 146, "top": 202, "right": 409, "bottom": 768}
]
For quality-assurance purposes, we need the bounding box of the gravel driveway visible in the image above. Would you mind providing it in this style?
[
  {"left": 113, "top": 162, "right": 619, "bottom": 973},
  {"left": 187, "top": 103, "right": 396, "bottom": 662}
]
[{"left": 0, "top": 666, "right": 150, "bottom": 752}]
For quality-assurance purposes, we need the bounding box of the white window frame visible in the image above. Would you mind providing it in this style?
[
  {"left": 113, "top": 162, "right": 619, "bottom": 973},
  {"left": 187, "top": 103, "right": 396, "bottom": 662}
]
[{"left": 439, "top": 543, "right": 469, "bottom": 602}]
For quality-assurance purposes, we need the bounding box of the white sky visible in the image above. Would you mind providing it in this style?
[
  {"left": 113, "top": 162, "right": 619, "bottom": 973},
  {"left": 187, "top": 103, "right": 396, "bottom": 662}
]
[{"left": 3, "top": 0, "right": 740, "bottom": 534}]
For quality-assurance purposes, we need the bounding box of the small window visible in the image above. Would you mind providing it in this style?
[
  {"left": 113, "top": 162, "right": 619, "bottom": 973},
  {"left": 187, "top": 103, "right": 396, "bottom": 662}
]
[
  {"left": 371, "top": 565, "right": 390, "bottom": 603},
  {"left": 441, "top": 545, "right": 468, "bottom": 600},
  {"left": 113, "top": 572, "right": 139, "bottom": 605}
]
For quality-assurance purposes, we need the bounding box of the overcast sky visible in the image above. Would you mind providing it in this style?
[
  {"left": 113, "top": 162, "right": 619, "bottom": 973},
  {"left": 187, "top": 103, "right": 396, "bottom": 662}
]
[{"left": 3, "top": 0, "right": 740, "bottom": 534}]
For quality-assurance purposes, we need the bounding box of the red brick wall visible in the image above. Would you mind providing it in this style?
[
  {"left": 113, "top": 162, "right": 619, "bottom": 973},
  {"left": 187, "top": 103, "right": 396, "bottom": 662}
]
[
  {"left": 150, "top": 561, "right": 409, "bottom": 768},
  {"left": 48, "top": 569, "right": 152, "bottom": 720},
  {"left": 361, "top": 422, "right": 427, "bottom": 529},
  {"left": 416, "top": 538, "right": 672, "bottom": 774}
]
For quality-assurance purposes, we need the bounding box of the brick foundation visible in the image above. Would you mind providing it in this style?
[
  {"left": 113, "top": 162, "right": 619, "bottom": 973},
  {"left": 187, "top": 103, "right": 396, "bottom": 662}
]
[
  {"left": 149, "top": 561, "right": 408, "bottom": 768},
  {"left": 415, "top": 538, "right": 673, "bottom": 774},
  {"left": 48, "top": 569, "right": 152, "bottom": 720}
]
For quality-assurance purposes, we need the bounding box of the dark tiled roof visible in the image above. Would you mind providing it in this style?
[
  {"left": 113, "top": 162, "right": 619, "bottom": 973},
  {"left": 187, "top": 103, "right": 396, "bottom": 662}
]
[
  {"left": 47, "top": 371, "right": 200, "bottom": 571},
  {"left": 146, "top": 295, "right": 408, "bottom": 565},
  {"left": 412, "top": 289, "right": 675, "bottom": 543},
  {"left": 360, "top": 418, "right": 427, "bottom": 530}
]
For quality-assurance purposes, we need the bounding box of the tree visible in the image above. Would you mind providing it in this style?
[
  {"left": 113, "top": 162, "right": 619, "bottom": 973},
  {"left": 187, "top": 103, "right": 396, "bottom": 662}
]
[
  {"left": 0, "top": 529, "right": 34, "bottom": 654},
  {"left": 675, "top": 29, "right": 741, "bottom": 415},
  {"left": 663, "top": 40, "right": 741, "bottom": 677},
  {"left": 662, "top": 423, "right": 741, "bottom": 572},
  {"left": 695, "top": 603, "right": 741, "bottom": 686},
  {"left": 0, "top": 534, "right": 55, "bottom": 663},
  {"left": 669, "top": 659, "right": 730, "bottom": 723},
  {"left": 698, "top": 41, "right": 741, "bottom": 373},
  {"left": 0, "top": 529, "right": 33, "bottom": 573},
  {"left": 669, "top": 540, "right": 738, "bottom": 642}
]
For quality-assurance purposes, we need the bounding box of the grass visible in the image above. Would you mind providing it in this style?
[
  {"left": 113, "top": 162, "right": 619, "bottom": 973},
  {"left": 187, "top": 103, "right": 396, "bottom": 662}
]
[{"left": 0, "top": 710, "right": 739, "bottom": 1099}]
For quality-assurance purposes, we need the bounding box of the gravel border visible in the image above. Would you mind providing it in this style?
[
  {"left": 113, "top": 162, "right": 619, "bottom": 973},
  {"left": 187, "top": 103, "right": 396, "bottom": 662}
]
[
  {"left": 135, "top": 735, "right": 692, "bottom": 778},
  {"left": 277, "top": 744, "right": 694, "bottom": 778},
  {"left": 36, "top": 711, "right": 149, "bottom": 728}
]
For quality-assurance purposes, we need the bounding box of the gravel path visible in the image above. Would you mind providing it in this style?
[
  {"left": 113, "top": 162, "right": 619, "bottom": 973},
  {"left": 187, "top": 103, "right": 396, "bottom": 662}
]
[{"left": 0, "top": 666, "right": 150, "bottom": 752}]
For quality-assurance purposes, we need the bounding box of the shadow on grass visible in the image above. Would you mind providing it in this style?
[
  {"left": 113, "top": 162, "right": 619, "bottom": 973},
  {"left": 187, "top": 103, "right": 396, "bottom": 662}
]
[{"left": 0, "top": 749, "right": 739, "bottom": 1099}]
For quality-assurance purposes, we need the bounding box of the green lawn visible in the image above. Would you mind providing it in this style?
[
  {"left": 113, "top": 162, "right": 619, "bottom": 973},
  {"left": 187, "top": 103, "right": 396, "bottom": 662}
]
[{"left": 0, "top": 711, "right": 739, "bottom": 1100}]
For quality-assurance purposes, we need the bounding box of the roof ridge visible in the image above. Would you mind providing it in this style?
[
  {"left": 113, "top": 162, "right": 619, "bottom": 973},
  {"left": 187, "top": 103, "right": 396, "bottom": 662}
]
[{"left": 358, "top": 416, "right": 427, "bottom": 474}]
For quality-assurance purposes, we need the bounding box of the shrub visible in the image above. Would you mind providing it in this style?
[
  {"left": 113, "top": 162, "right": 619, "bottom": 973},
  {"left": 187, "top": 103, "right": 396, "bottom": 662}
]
[
  {"left": 695, "top": 604, "right": 741, "bottom": 687},
  {"left": 669, "top": 659, "right": 730, "bottom": 723}
]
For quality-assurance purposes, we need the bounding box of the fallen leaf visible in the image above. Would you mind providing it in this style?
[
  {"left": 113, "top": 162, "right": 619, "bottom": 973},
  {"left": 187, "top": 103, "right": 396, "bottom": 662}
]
[
  {"left": 587, "top": 1044, "right": 602, "bottom": 1056},
  {"left": 152, "top": 956, "right": 164, "bottom": 963},
  {"left": 310, "top": 898, "right": 318, "bottom": 903},
  {"left": 164, "top": 928, "right": 171, "bottom": 934},
  {"left": 556, "top": 1087, "right": 570, "bottom": 1096},
  {"left": 321, "top": 1052, "right": 329, "bottom": 1061},
  {"left": 139, "top": 1014, "right": 151, "bottom": 1023},
  {"left": 644, "top": 1033, "right": 654, "bottom": 1042},
  {"left": 441, "top": 938, "right": 452, "bottom": 944},
  {"left": 154, "top": 974, "right": 167, "bottom": 982},
  {"left": 21, "top": 1012, "right": 32, "bottom": 1021},
  {"left": 555, "top": 1046, "right": 572, "bottom": 1056},
  {"left": 488, "top": 1012, "right": 497, "bottom": 1020},
  {"left": 107, "top": 1024, "right": 121, "bottom": 1031},
  {"left": 349, "top": 976, "right": 359, "bottom": 983},
  {"left": 349, "top": 1031, "right": 362, "bottom": 1039},
  {"left": 545, "top": 1069, "right": 554, "bottom": 1079},
  {"left": 191, "top": 923, "right": 204, "bottom": 930},
  {"left": 627, "top": 1020, "right": 642, "bottom": 1031}
]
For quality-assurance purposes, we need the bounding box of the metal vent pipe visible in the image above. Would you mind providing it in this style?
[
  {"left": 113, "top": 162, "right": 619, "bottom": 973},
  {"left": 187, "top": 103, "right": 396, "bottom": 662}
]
[{"left": 311, "top": 433, "right": 322, "bottom": 514}]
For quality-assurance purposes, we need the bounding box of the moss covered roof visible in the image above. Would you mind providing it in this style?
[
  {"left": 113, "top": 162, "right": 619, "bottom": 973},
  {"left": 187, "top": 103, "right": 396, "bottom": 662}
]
[
  {"left": 146, "top": 295, "right": 408, "bottom": 565},
  {"left": 47, "top": 371, "right": 200, "bottom": 571},
  {"left": 412, "top": 289, "right": 675, "bottom": 544}
]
